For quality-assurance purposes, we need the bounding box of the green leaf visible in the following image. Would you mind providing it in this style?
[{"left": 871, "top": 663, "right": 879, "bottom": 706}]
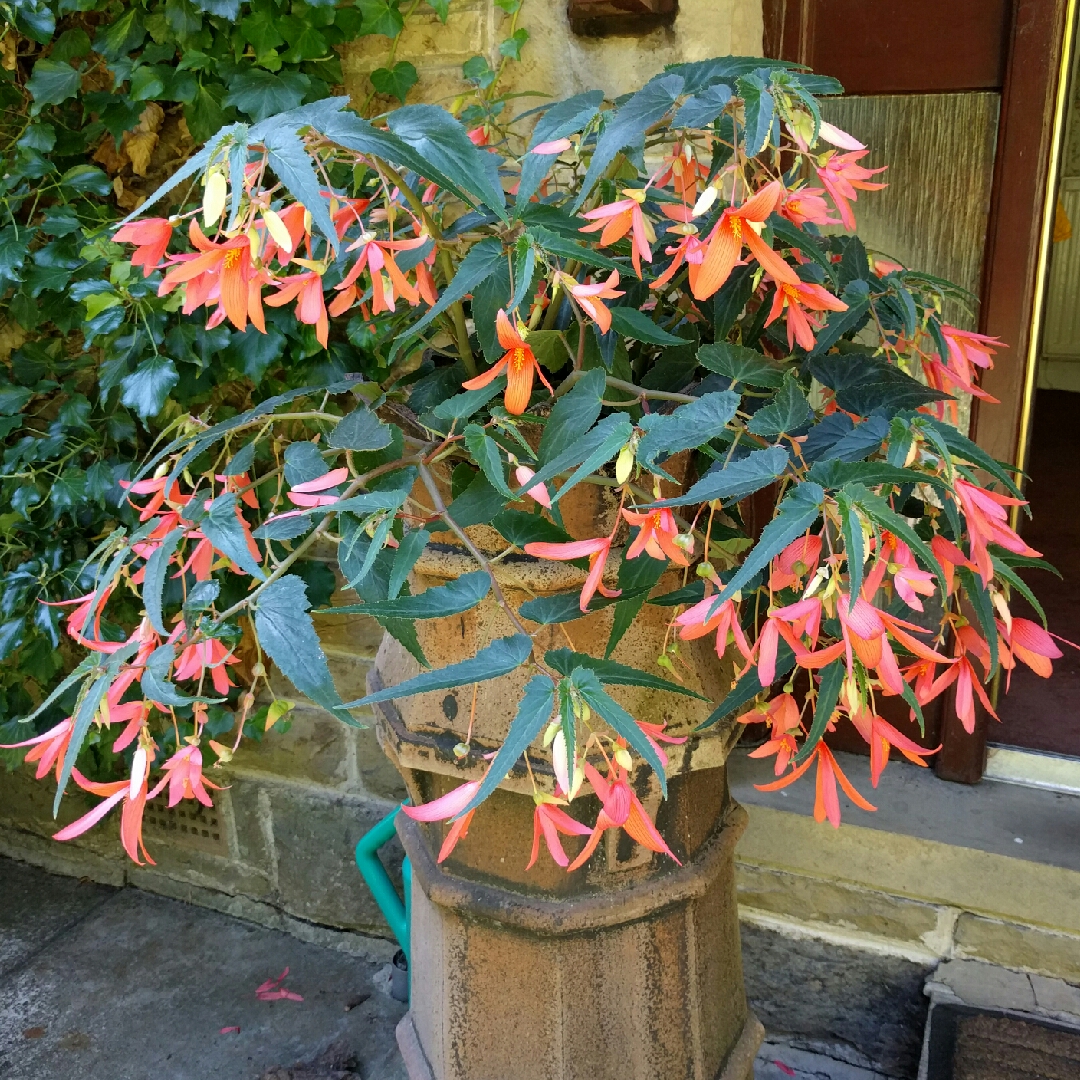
[
  {"left": 606, "top": 554, "right": 666, "bottom": 657},
  {"left": 698, "top": 341, "right": 785, "bottom": 388},
  {"left": 809, "top": 299, "right": 871, "bottom": 356},
  {"left": 55, "top": 672, "right": 111, "bottom": 815},
  {"left": 548, "top": 415, "right": 634, "bottom": 502},
  {"left": 547, "top": 648, "right": 708, "bottom": 700},
  {"left": 130, "top": 64, "right": 166, "bottom": 101},
  {"left": 263, "top": 126, "right": 337, "bottom": 246},
  {"left": 608, "top": 307, "right": 685, "bottom": 346},
  {"left": 491, "top": 509, "right": 572, "bottom": 549},
  {"left": 94, "top": 8, "right": 146, "bottom": 60},
  {"left": 808, "top": 352, "right": 951, "bottom": 418},
  {"left": 519, "top": 590, "right": 631, "bottom": 625},
  {"left": 737, "top": 72, "right": 774, "bottom": 155},
  {"left": 357, "top": 0, "right": 404, "bottom": 36},
  {"left": 388, "top": 528, "right": 430, "bottom": 599},
  {"left": 711, "top": 264, "right": 756, "bottom": 338},
  {"left": 142, "top": 644, "right": 226, "bottom": 707},
  {"left": 522, "top": 223, "right": 622, "bottom": 272},
  {"left": 794, "top": 660, "right": 845, "bottom": 764},
  {"left": 391, "top": 237, "right": 505, "bottom": 358},
  {"left": 429, "top": 0, "right": 450, "bottom": 20},
  {"left": 447, "top": 471, "right": 505, "bottom": 527},
  {"left": 991, "top": 555, "right": 1048, "bottom": 628},
  {"left": 958, "top": 567, "right": 999, "bottom": 678},
  {"left": 370, "top": 61, "right": 418, "bottom": 103},
  {"left": 457, "top": 675, "right": 555, "bottom": 816},
  {"left": 713, "top": 482, "right": 824, "bottom": 605},
  {"left": 27, "top": 60, "right": 81, "bottom": 109},
  {"left": 387, "top": 105, "right": 506, "bottom": 218},
  {"left": 648, "top": 445, "right": 788, "bottom": 508},
  {"left": 516, "top": 90, "right": 603, "bottom": 206},
  {"left": 807, "top": 460, "right": 943, "bottom": 493},
  {"left": 120, "top": 356, "right": 179, "bottom": 422},
  {"left": 672, "top": 81, "right": 733, "bottom": 127},
  {"left": 569, "top": 668, "right": 667, "bottom": 794},
  {"left": 538, "top": 367, "right": 605, "bottom": 464},
  {"left": 185, "top": 85, "right": 227, "bottom": 142},
  {"left": 200, "top": 493, "right": 266, "bottom": 580},
  {"left": 143, "top": 527, "right": 184, "bottom": 636},
  {"left": 836, "top": 490, "right": 865, "bottom": 602},
  {"left": 254, "top": 575, "right": 351, "bottom": 718},
  {"left": 431, "top": 378, "right": 505, "bottom": 422},
  {"left": 767, "top": 213, "right": 834, "bottom": 275},
  {"left": 498, "top": 26, "right": 529, "bottom": 60},
  {"left": 464, "top": 424, "right": 515, "bottom": 499},
  {"left": 747, "top": 373, "right": 812, "bottom": 436},
  {"left": 329, "top": 406, "right": 393, "bottom": 451},
  {"left": 636, "top": 391, "right": 739, "bottom": 473},
  {"left": 843, "top": 483, "right": 944, "bottom": 585},
  {"left": 342, "top": 633, "right": 533, "bottom": 707},
  {"left": 573, "top": 72, "right": 684, "bottom": 211},
  {"left": 332, "top": 569, "right": 490, "bottom": 619},
  {"left": 919, "top": 416, "right": 1023, "bottom": 500},
  {"left": 224, "top": 69, "right": 310, "bottom": 123}
]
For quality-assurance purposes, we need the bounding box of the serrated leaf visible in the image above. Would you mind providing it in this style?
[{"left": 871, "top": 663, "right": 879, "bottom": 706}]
[
  {"left": 143, "top": 644, "right": 226, "bottom": 707},
  {"left": 842, "top": 482, "right": 944, "bottom": 585},
  {"left": 711, "top": 264, "right": 756, "bottom": 338},
  {"left": 737, "top": 72, "right": 774, "bottom": 155},
  {"left": 808, "top": 352, "right": 951, "bottom": 418},
  {"left": 958, "top": 567, "right": 999, "bottom": 678},
  {"left": 608, "top": 307, "right": 685, "bottom": 345},
  {"left": 698, "top": 640, "right": 795, "bottom": 729},
  {"left": 647, "top": 445, "right": 788, "bottom": 508},
  {"left": 794, "top": 660, "right": 845, "bottom": 764},
  {"left": 432, "top": 378, "right": 505, "bottom": 422},
  {"left": 546, "top": 648, "right": 707, "bottom": 699},
  {"left": 388, "top": 528, "right": 430, "bottom": 599},
  {"left": 342, "top": 633, "right": 533, "bottom": 707},
  {"left": 200, "top": 493, "right": 265, "bottom": 580},
  {"left": 464, "top": 424, "right": 514, "bottom": 498},
  {"left": 457, "top": 675, "right": 555, "bottom": 816},
  {"left": 672, "top": 81, "right": 733, "bottom": 127},
  {"left": 636, "top": 391, "right": 738, "bottom": 473},
  {"left": 329, "top": 407, "right": 393, "bottom": 451},
  {"left": 144, "top": 527, "right": 184, "bottom": 635},
  {"left": 551, "top": 415, "right": 634, "bottom": 502},
  {"left": 254, "top": 575, "right": 352, "bottom": 719},
  {"left": 569, "top": 668, "right": 667, "bottom": 794},
  {"left": 263, "top": 126, "right": 337, "bottom": 248},
  {"left": 491, "top": 509, "right": 572, "bottom": 549},
  {"left": 836, "top": 490, "right": 865, "bottom": 601},
  {"left": 331, "top": 569, "right": 490, "bottom": 619},
  {"left": 747, "top": 373, "right": 812, "bottom": 436},
  {"left": 519, "top": 590, "right": 630, "bottom": 625},
  {"left": 698, "top": 341, "right": 785, "bottom": 388},
  {"left": 517, "top": 91, "right": 603, "bottom": 206},
  {"left": 538, "top": 367, "right": 605, "bottom": 464}
]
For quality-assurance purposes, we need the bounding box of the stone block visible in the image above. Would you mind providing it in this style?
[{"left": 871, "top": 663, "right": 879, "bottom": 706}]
[
  {"left": 1030, "top": 972, "right": 1080, "bottom": 1021},
  {"left": 740, "top": 923, "right": 932, "bottom": 1079},
  {"left": 356, "top": 724, "right": 408, "bottom": 801},
  {"left": 231, "top": 704, "right": 356, "bottom": 789},
  {"left": 268, "top": 785, "right": 402, "bottom": 936},
  {"left": 267, "top": 649, "right": 372, "bottom": 707},
  {"left": 954, "top": 914, "right": 1080, "bottom": 982},
  {"left": 311, "top": 607, "right": 385, "bottom": 656},
  {"left": 0, "top": 767, "right": 119, "bottom": 857}
]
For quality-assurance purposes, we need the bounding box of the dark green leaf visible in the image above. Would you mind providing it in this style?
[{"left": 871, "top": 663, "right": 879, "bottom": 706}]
[
  {"left": 490, "top": 509, "right": 572, "bottom": 548},
  {"left": 842, "top": 483, "right": 944, "bottom": 584},
  {"left": 446, "top": 471, "right": 505, "bottom": 527},
  {"left": 919, "top": 417, "right": 1023, "bottom": 499},
  {"left": 254, "top": 575, "right": 351, "bottom": 718},
  {"left": 522, "top": 224, "right": 622, "bottom": 271},
  {"left": 606, "top": 553, "right": 666, "bottom": 657},
  {"left": 27, "top": 60, "right": 81, "bottom": 109},
  {"left": 263, "top": 127, "right": 337, "bottom": 246},
  {"left": 120, "top": 356, "right": 178, "bottom": 421},
  {"left": 608, "top": 307, "right": 685, "bottom": 345},
  {"left": 836, "top": 490, "right": 865, "bottom": 602},
  {"left": 737, "top": 72, "right": 774, "bottom": 155},
  {"left": 388, "top": 528, "right": 430, "bottom": 599},
  {"left": 636, "top": 391, "right": 738, "bottom": 473},
  {"left": 329, "top": 407, "right": 393, "bottom": 451},
  {"left": 457, "top": 675, "right": 555, "bottom": 816},
  {"left": 546, "top": 648, "right": 707, "bottom": 699},
  {"left": 370, "top": 61, "right": 418, "bottom": 103},
  {"left": 794, "top": 660, "right": 845, "bottom": 764},
  {"left": 517, "top": 91, "right": 603, "bottom": 206},
  {"left": 464, "top": 424, "right": 514, "bottom": 498},
  {"left": 648, "top": 445, "right": 788, "bottom": 508},
  {"left": 747, "top": 373, "right": 812, "bottom": 436},
  {"left": 143, "top": 527, "right": 184, "bottom": 636},
  {"left": 538, "top": 367, "right": 604, "bottom": 464},
  {"left": 698, "top": 641, "right": 795, "bottom": 729},
  {"left": 332, "top": 569, "right": 490, "bottom": 619},
  {"left": 958, "top": 567, "right": 999, "bottom": 678},
  {"left": 200, "top": 493, "right": 265, "bottom": 580},
  {"left": 552, "top": 415, "right": 634, "bottom": 502},
  {"left": 569, "top": 668, "right": 667, "bottom": 793},
  {"left": 672, "top": 81, "right": 733, "bottom": 127},
  {"left": 342, "top": 633, "right": 533, "bottom": 707},
  {"left": 711, "top": 264, "right": 756, "bottom": 338},
  {"left": 357, "top": 0, "right": 404, "bottom": 36},
  {"left": 698, "top": 341, "right": 785, "bottom": 388},
  {"left": 519, "top": 590, "right": 630, "bottom": 625},
  {"left": 808, "top": 352, "right": 951, "bottom": 418},
  {"left": 225, "top": 69, "right": 310, "bottom": 123},
  {"left": 431, "top": 378, "right": 505, "bottom": 422}
]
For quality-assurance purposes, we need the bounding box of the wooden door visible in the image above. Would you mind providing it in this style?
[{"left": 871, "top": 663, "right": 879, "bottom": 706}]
[{"left": 764, "top": 0, "right": 1074, "bottom": 781}]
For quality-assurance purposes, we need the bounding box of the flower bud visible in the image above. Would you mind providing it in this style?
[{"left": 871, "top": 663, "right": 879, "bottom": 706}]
[
  {"left": 202, "top": 170, "right": 228, "bottom": 228},
  {"left": 614, "top": 747, "right": 633, "bottom": 771},
  {"left": 615, "top": 444, "right": 634, "bottom": 485}
]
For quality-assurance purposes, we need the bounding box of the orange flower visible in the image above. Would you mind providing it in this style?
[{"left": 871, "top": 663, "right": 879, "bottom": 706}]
[
  {"left": 756, "top": 742, "right": 876, "bottom": 828},
  {"left": 265, "top": 271, "right": 329, "bottom": 347},
  {"left": 579, "top": 189, "right": 655, "bottom": 278},
  {"left": 816, "top": 150, "right": 887, "bottom": 230},
  {"left": 114, "top": 218, "right": 173, "bottom": 277},
  {"left": 692, "top": 180, "right": 800, "bottom": 300},
  {"left": 621, "top": 507, "right": 689, "bottom": 565},
  {"left": 462, "top": 309, "right": 553, "bottom": 415},
  {"left": 765, "top": 279, "right": 847, "bottom": 351},
  {"left": 849, "top": 707, "right": 937, "bottom": 787},
  {"left": 158, "top": 222, "right": 256, "bottom": 332},
  {"left": 524, "top": 535, "right": 619, "bottom": 612},
  {"left": 558, "top": 270, "right": 624, "bottom": 334}
]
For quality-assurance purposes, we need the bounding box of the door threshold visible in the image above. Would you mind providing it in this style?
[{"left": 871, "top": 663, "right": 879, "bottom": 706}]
[{"left": 985, "top": 745, "right": 1080, "bottom": 795}]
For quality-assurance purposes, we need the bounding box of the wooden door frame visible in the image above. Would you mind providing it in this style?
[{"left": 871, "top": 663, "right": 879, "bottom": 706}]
[{"left": 763, "top": 0, "right": 1075, "bottom": 781}]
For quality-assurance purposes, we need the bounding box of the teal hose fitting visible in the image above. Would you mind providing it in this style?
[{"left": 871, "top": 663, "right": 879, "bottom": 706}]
[{"left": 355, "top": 807, "right": 411, "bottom": 966}]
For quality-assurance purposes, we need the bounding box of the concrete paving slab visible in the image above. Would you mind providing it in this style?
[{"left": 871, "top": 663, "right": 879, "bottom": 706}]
[
  {"left": 0, "top": 860, "right": 406, "bottom": 1080},
  {"left": 0, "top": 857, "right": 115, "bottom": 979}
]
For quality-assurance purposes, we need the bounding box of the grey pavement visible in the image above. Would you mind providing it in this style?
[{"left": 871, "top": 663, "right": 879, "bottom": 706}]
[{"left": 0, "top": 857, "right": 407, "bottom": 1080}]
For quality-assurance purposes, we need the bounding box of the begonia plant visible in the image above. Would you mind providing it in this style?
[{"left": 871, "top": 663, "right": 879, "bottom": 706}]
[{"left": 4, "top": 56, "right": 1066, "bottom": 866}]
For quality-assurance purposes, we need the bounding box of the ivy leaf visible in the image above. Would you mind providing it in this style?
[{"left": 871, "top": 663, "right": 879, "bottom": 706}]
[
  {"left": 93, "top": 8, "right": 147, "bottom": 60},
  {"left": 200, "top": 493, "right": 266, "bottom": 580},
  {"left": 224, "top": 69, "right": 310, "bottom": 123},
  {"left": 357, "top": 0, "right": 405, "bottom": 36},
  {"left": 457, "top": 675, "right": 555, "bottom": 817},
  {"left": 119, "top": 356, "right": 179, "bottom": 422},
  {"left": 498, "top": 27, "right": 529, "bottom": 60},
  {"left": 342, "top": 633, "right": 533, "bottom": 708},
  {"left": 27, "top": 60, "right": 81, "bottom": 110},
  {"left": 331, "top": 569, "right": 490, "bottom": 620},
  {"left": 191, "top": 0, "right": 241, "bottom": 17},
  {"left": 254, "top": 575, "right": 351, "bottom": 719},
  {"left": 747, "top": 374, "right": 813, "bottom": 436},
  {"left": 428, "top": 0, "right": 450, "bottom": 19},
  {"left": 328, "top": 407, "right": 393, "bottom": 452},
  {"left": 370, "top": 61, "right": 418, "bottom": 103},
  {"left": 185, "top": 84, "right": 227, "bottom": 143}
]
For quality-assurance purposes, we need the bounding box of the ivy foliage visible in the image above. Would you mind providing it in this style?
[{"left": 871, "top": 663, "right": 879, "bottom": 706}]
[{"left": 0, "top": 0, "right": 477, "bottom": 750}]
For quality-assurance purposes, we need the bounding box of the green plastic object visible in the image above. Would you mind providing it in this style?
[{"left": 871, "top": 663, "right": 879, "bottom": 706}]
[{"left": 355, "top": 807, "right": 411, "bottom": 965}]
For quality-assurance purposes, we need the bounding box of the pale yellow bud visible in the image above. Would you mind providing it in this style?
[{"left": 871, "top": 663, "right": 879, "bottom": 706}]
[
  {"left": 614, "top": 747, "right": 633, "bottom": 771},
  {"left": 692, "top": 184, "right": 719, "bottom": 218},
  {"left": 202, "top": 170, "right": 228, "bottom": 228},
  {"left": 263, "top": 209, "right": 294, "bottom": 253},
  {"left": 615, "top": 444, "right": 634, "bottom": 485}
]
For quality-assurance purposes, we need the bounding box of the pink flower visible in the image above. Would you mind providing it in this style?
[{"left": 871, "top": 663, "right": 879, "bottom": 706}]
[
  {"left": 264, "top": 271, "right": 329, "bottom": 347},
  {"left": 527, "top": 799, "right": 592, "bottom": 869},
  {"left": 815, "top": 150, "right": 887, "bottom": 230},
  {"left": 769, "top": 534, "right": 823, "bottom": 592},
  {"left": 579, "top": 190, "right": 655, "bottom": 278},
  {"left": 402, "top": 780, "right": 481, "bottom": 863},
  {"left": 524, "top": 536, "right": 619, "bottom": 612},
  {"left": 621, "top": 507, "right": 689, "bottom": 565},
  {"left": 162, "top": 745, "right": 220, "bottom": 808},
  {"left": 514, "top": 465, "right": 551, "bottom": 508},
  {"left": 531, "top": 137, "right": 571, "bottom": 155},
  {"left": 287, "top": 467, "right": 349, "bottom": 508}
]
